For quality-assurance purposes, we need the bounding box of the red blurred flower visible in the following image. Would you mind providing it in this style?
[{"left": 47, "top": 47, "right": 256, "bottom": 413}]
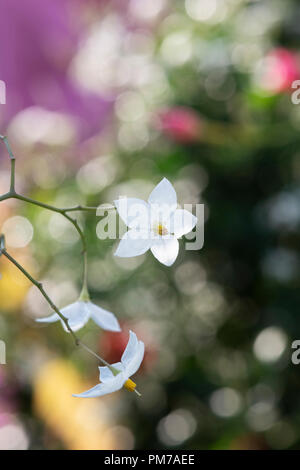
[
  {"left": 157, "top": 107, "right": 202, "bottom": 143},
  {"left": 256, "top": 48, "right": 299, "bottom": 95},
  {"left": 99, "top": 322, "right": 157, "bottom": 373}
]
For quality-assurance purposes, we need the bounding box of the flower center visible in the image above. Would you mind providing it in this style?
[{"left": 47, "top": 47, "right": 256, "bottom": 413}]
[
  {"left": 154, "top": 223, "right": 168, "bottom": 236},
  {"left": 124, "top": 379, "right": 136, "bottom": 392}
]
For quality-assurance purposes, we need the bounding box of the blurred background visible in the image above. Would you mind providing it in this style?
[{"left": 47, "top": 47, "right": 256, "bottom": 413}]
[{"left": 0, "top": 0, "right": 300, "bottom": 450}]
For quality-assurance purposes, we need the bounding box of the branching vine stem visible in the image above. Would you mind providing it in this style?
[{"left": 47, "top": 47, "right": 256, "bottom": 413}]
[
  {"left": 0, "top": 134, "right": 91, "bottom": 299},
  {"left": 0, "top": 135, "right": 114, "bottom": 370}
]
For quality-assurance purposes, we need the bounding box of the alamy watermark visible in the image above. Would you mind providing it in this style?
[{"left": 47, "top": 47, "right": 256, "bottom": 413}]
[
  {"left": 0, "top": 80, "right": 6, "bottom": 104},
  {"left": 291, "top": 340, "right": 300, "bottom": 364},
  {"left": 0, "top": 340, "right": 6, "bottom": 364},
  {"left": 291, "top": 80, "right": 300, "bottom": 104},
  {"left": 96, "top": 201, "right": 204, "bottom": 251}
]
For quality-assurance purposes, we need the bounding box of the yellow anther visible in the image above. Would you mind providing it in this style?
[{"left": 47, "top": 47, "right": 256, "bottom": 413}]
[
  {"left": 124, "top": 379, "right": 137, "bottom": 392},
  {"left": 157, "top": 224, "right": 168, "bottom": 236}
]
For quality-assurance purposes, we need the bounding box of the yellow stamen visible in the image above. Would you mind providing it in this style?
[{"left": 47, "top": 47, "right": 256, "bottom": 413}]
[
  {"left": 124, "top": 379, "right": 137, "bottom": 392},
  {"left": 157, "top": 224, "right": 168, "bottom": 236}
]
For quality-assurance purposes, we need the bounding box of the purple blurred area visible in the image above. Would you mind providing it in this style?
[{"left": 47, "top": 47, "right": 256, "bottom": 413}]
[{"left": 0, "top": 0, "right": 112, "bottom": 139}]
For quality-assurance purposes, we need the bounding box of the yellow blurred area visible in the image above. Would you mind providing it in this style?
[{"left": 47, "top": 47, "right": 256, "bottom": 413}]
[
  {"left": 33, "top": 359, "right": 118, "bottom": 450},
  {"left": 0, "top": 252, "right": 32, "bottom": 311}
]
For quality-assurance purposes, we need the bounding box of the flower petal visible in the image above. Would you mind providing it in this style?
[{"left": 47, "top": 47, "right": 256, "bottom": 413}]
[
  {"left": 125, "top": 341, "right": 145, "bottom": 378},
  {"left": 98, "top": 366, "right": 114, "bottom": 383},
  {"left": 88, "top": 303, "right": 121, "bottom": 332},
  {"left": 98, "top": 363, "right": 124, "bottom": 383},
  {"left": 170, "top": 209, "right": 197, "bottom": 238},
  {"left": 36, "top": 313, "right": 60, "bottom": 323},
  {"left": 114, "top": 198, "right": 150, "bottom": 229},
  {"left": 151, "top": 237, "right": 179, "bottom": 266},
  {"left": 121, "top": 330, "right": 139, "bottom": 366},
  {"left": 111, "top": 362, "right": 124, "bottom": 372},
  {"left": 148, "top": 178, "right": 177, "bottom": 210},
  {"left": 121, "top": 331, "right": 145, "bottom": 377},
  {"left": 114, "top": 229, "right": 151, "bottom": 258},
  {"left": 60, "top": 301, "right": 90, "bottom": 332},
  {"left": 73, "top": 384, "right": 106, "bottom": 398},
  {"left": 73, "top": 373, "right": 125, "bottom": 398},
  {"left": 149, "top": 204, "right": 176, "bottom": 233}
]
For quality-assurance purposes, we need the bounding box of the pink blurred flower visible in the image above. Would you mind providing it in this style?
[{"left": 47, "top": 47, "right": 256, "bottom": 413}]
[
  {"left": 256, "top": 48, "right": 299, "bottom": 95},
  {"left": 0, "top": 0, "right": 112, "bottom": 139},
  {"left": 157, "top": 107, "right": 203, "bottom": 143}
]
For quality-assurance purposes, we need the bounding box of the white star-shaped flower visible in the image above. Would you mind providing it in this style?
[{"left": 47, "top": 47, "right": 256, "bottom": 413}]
[
  {"left": 114, "top": 178, "right": 197, "bottom": 266},
  {"left": 73, "top": 330, "right": 144, "bottom": 398},
  {"left": 36, "top": 300, "right": 120, "bottom": 332}
]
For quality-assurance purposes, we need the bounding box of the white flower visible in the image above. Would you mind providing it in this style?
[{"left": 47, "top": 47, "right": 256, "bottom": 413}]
[
  {"left": 36, "top": 300, "right": 120, "bottom": 332},
  {"left": 114, "top": 178, "right": 197, "bottom": 266},
  {"left": 73, "top": 331, "right": 144, "bottom": 398}
]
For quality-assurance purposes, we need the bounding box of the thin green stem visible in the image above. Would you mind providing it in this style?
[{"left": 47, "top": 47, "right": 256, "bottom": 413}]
[
  {"left": 10, "top": 158, "right": 16, "bottom": 192},
  {"left": 0, "top": 192, "right": 12, "bottom": 202},
  {"left": 1, "top": 248, "right": 78, "bottom": 344},
  {"left": 0, "top": 135, "right": 15, "bottom": 160},
  {"left": 0, "top": 135, "right": 16, "bottom": 192},
  {"left": 11, "top": 193, "right": 93, "bottom": 218},
  {"left": 64, "top": 205, "right": 100, "bottom": 213},
  {"left": 78, "top": 342, "right": 110, "bottom": 368},
  {"left": 1, "top": 247, "right": 111, "bottom": 367},
  {"left": 79, "top": 251, "right": 89, "bottom": 301},
  {"left": 12, "top": 193, "right": 65, "bottom": 214},
  {"left": 10, "top": 193, "right": 88, "bottom": 293}
]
